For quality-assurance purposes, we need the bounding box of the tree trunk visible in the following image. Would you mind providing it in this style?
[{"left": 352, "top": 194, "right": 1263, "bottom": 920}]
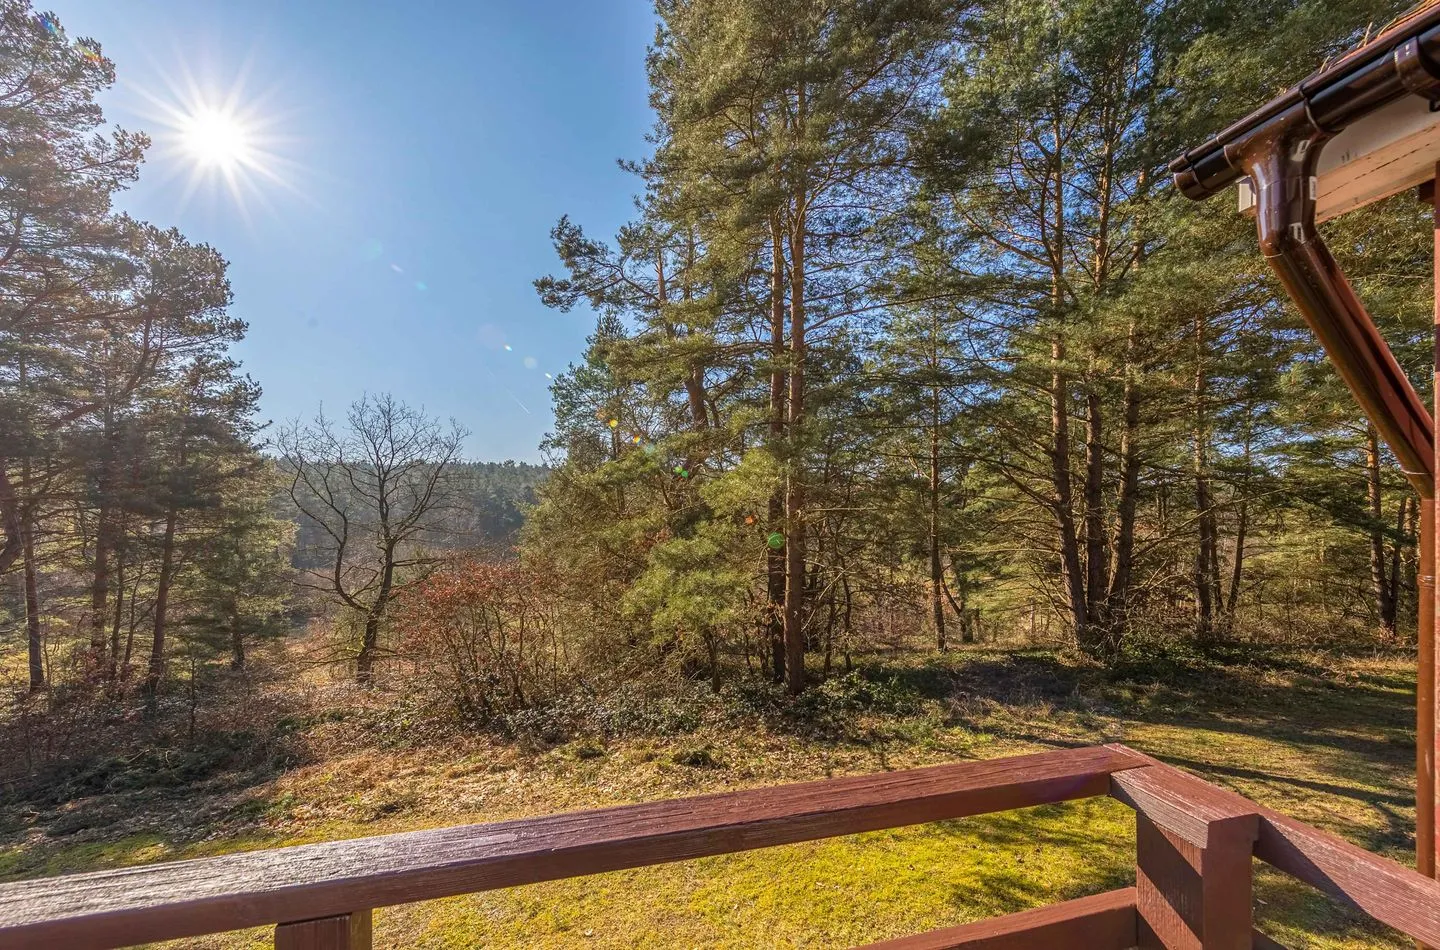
[
  {"left": 943, "top": 552, "right": 974, "bottom": 645},
  {"left": 357, "top": 612, "right": 380, "bottom": 684},
  {"left": 782, "top": 101, "right": 808, "bottom": 695},
  {"left": 1051, "top": 338, "right": 1088, "bottom": 647},
  {"left": 1384, "top": 494, "right": 1409, "bottom": 637},
  {"left": 108, "top": 554, "right": 125, "bottom": 681},
  {"left": 1366, "top": 424, "right": 1395, "bottom": 637},
  {"left": 1193, "top": 314, "right": 1219, "bottom": 641},
  {"left": 929, "top": 371, "right": 946, "bottom": 652},
  {"left": 90, "top": 502, "right": 112, "bottom": 664},
  {"left": 1046, "top": 114, "right": 1088, "bottom": 650},
  {"left": 767, "top": 216, "right": 787, "bottom": 684},
  {"left": 1083, "top": 386, "right": 1107, "bottom": 631},
  {"left": 1106, "top": 318, "right": 1141, "bottom": 652},
  {"left": 357, "top": 556, "right": 396, "bottom": 685},
  {"left": 147, "top": 508, "right": 179, "bottom": 693},
  {"left": 680, "top": 235, "right": 709, "bottom": 432},
  {"left": 90, "top": 412, "right": 119, "bottom": 671},
  {"left": 0, "top": 460, "right": 22, "bottom": 577},
  {"left": 1225, "top": 494, "right": 1248, "bottom": 625},
  {"left": 21, "top": 509, "right": 43, "bottom": 691}
]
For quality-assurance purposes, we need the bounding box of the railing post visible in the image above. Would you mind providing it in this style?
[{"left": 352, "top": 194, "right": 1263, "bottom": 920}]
[
  {"left": 275, "top": 910, "right": 372, "bottom": 950},
  {"left": 1136, "top": 811, "right": 1256, "bottom": 949},
  {"left": 1113, "top": 765, "right": 1259, "bottom": 949}
]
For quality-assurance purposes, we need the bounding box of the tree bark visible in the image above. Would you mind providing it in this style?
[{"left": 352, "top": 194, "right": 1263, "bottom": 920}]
[
  {"left": 108, "top": 553, "right": 125, "bottom": 681},
  {"left": 90, "top": 412, "right": 119, "bottom": 670},
  {"left": 1193, "top": 314, "right": 1219, "bottom": 641},
  {"left": 1051, "top": 339, "right": 1087, "bottom": 646},
  {"left": 22, "top": 513, "right": 43, "bottom": 691},
  {"left": 1225, "top": 494, "right": 1248, "bottom": 624},
  {"left": 929, "top": 333, "right": 946, "bottom": 652},
  {"left": 1106, "top": 319, "right": 1141, "bottom": 652},
  {"left": 782, "top": 89, "right": 808, "bottom": 696},
  {"left": 1083, "top": 386, "right": 1107, "bottom": 633},
  {"left": 1045, "top": 114, "right": 1088, "bottom": 650},
  {"left": 680, "top": 234, "right": 709, "bottom": 432},
  {"left": 90, "top": 502, "right": 112, "bottom": 661},
  {"left": 766, "top": 216, "right": 787, "bottom": 684},
  {"left": 1385, "top": 494, "right": 1409, "bottom": 637},
  {"left": 1366, "top": 424, "right": 1395, "bottom": 637},
  {"left": 147, "top": 508, "right": 178, "bottom": 693},
  {"left": 357, "top": 555, "right": 395, "bottom": 685},
  {"left": 357, "top": 613, "right": 380, "bottom": 684}
]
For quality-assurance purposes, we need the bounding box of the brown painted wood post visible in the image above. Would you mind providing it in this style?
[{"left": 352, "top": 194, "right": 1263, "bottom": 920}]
[
  {"left": 1113, "top": 765, "right": 1258, "bottom": 949},
  {"left": 275, "top": 911, "right": 372, "bottom": 950},
  {"left": 1136, "top": 812, "right": 1255, "bottom": 949},
  {"left": 1424, "top": 164, "right": 1440, "bottom": 902}
]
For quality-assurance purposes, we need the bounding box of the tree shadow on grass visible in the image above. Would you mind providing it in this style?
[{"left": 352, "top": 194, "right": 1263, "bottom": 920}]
[
  {"left": 912, "top": 801, "right": 1136, "bottom": 923},
  {"left": 846, "top": 648, "right": 1416, "bottom": 853},
  {"left": 911, "top": 649, "right": 1412, "bottom": 766}
]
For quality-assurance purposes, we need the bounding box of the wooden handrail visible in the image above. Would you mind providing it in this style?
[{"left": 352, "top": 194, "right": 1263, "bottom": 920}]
[
  {"left": 0, "top": 745, "right": 1145, "bottom": 950},
  {"left": 2, "top": 742, "right": 1437, "bottom": 949}
]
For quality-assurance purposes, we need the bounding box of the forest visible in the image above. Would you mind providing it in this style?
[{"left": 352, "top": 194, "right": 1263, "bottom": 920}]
[
  {"left": 526, "top": 0, "right": 1434, "bottom": 693},
  {"left": 3, "top": 0, "right": 1438, "bottom": 946},
  {"left": 0, "top": 0, "right": 1433, "bottom": 766}
]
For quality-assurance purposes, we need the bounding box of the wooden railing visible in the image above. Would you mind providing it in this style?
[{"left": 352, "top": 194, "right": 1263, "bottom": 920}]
[{"left": 0, "top": 744, "right": 1436, "bottom": 949}]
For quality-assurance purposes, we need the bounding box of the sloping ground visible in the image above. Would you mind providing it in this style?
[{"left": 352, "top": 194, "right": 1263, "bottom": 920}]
[{"left": 0, "top": 648, "right": 1417, "bottom": 948}]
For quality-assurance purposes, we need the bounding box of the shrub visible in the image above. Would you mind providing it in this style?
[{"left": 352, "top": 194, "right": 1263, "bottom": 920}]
[{"left": 396, "top": 559, "right": 569, "bottom": 723}]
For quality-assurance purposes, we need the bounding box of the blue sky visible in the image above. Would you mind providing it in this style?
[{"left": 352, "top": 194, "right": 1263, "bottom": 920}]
[{"left": 50, "top": 0, "right": 657, "bottom": 462}]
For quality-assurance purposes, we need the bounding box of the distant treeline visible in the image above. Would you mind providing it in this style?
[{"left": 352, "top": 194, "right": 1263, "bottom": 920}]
[{"left": 285, "top": 460, "right": 549, "bottom": 569}]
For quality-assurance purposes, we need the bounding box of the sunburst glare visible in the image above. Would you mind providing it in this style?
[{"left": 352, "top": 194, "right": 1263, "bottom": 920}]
[
  {"left": 181, "top": 106, "right": 251, "bottom": 169},
  {"left": 128, "top": 53, "right": 307, "bottom": 221}
]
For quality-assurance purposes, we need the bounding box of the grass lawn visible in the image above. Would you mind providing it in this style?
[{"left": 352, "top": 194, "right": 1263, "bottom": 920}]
[{"left": 0, "top": 647, "right": 1420, "bottom": 948}]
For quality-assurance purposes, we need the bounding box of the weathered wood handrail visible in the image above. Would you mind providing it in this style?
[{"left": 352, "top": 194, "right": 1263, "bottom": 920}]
[
  {"left": 0, "top": 743, "right": 1437, "bottom": 949},
  {"left": 0, "top": 746, "right": 1145, "bottom": 949}
]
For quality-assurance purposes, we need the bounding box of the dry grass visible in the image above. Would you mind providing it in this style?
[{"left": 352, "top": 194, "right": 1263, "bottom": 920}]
[{"left": 0, "top": 646, "right": 1419, "bottom": 948}]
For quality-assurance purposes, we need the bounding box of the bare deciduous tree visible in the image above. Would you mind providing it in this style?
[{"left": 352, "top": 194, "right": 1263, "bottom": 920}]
[{"left": 279, "top": 394, "right": 467, "bottom": 684}]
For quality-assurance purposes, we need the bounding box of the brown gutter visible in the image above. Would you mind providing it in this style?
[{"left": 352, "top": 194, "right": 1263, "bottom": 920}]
[
  {"left": 1173, "top": 5, "right": 1440, "bottom": 202},
  {"left": 1171, "top": 12, "right": 1440, "bottom": 494}
]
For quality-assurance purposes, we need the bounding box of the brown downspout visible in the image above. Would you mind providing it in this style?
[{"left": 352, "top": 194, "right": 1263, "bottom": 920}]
[
  {"left": 1244, "top": 133, "right": 1434, "bottom": 487},
  {"left": 1243, "top": 110, "right": 1440, "bottom": 914},
  {"left": 1172, "top": 15, "right": 1440, "bottom": 908},
  {"left": 1425, "top": 176, "right": 1440, "bottom": 895}
]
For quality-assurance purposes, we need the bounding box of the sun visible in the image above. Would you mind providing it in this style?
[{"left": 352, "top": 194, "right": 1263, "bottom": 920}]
[
  {"left": 180, "top": 107, "right": 252, "bottom": 170},
  {"left": 129, "top": 59, "right": 305, "bottom": 219}
]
